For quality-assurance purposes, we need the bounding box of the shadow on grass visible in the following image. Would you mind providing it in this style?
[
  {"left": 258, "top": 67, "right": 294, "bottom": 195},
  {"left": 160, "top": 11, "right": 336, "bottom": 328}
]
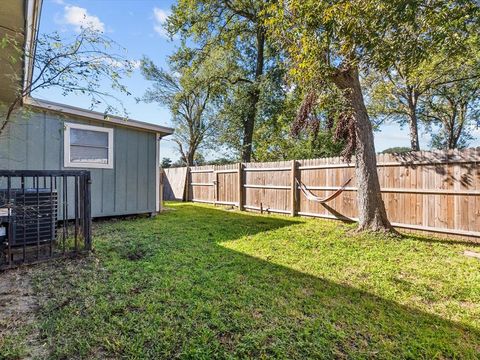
[
  {"left": 35, "top": 203, "right": 480, "bottom": 359},
  {"left": 400, "top": 232, "right": 480, "bottom": 247}
]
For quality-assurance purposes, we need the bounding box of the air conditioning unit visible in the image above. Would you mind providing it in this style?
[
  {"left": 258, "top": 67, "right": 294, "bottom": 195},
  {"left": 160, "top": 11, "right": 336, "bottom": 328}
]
[{"left": 0, "top": 189, "right": 58, "bottom": 247}]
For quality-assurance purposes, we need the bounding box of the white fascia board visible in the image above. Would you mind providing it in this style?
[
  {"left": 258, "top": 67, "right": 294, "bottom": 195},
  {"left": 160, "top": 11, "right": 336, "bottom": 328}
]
[{"left": 24, "top": 97, "right": 175, "bottom": 136}]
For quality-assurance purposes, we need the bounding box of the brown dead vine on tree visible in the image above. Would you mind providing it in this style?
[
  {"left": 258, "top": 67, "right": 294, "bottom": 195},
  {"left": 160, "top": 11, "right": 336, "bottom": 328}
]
[
  {"left": 333, "top": 111, "right": 356, "bottom": 162},
  {"left": 293, "top": 89, "right": 399, "bottom": 236},
  {"left": 292, "top": 90, "right": 356, "bottom": 161}
]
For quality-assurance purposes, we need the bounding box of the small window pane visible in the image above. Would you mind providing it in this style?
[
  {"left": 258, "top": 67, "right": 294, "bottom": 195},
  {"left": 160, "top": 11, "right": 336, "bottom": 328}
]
[
  {"left": 71, "top": 128, "right": 108, "bottom": 147},
  {"left": 70, "top": 145, "right": 108, "bottom": 164}
]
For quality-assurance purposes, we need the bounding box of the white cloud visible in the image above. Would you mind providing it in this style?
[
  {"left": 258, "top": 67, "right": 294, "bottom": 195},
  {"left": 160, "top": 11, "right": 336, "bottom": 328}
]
[
  {"left": 130, "top": 60, "right": 141, "bottom": 69},
  {"left": 63, "top": 5, "right": 105, "bottom": 33},
  {"left": 106, "top": 58, "right": 141, "bottom": 70},
  {"left": 153, "top": 7, "right": 170, "bottom": 38},
  {"left": 86, "top": 57, "right": 141, "bottom": 70}
]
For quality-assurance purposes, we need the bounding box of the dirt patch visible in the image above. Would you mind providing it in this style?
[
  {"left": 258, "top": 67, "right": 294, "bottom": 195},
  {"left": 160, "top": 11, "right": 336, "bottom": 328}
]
[{"left": 0, "top": 267, "right": 47, "bottom": 359}]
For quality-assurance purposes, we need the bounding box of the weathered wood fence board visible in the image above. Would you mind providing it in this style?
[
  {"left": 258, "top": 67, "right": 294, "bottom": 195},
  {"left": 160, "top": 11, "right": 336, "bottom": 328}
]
[
  {"left": 162, "top": 167, "right": 188, "bottom": 201},
  {"left": 161, "top": 148, "right": 480, "bottom": 240}
]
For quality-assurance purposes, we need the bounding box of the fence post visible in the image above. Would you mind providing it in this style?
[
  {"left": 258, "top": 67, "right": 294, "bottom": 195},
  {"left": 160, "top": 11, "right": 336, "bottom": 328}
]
[
  {"left": 213, "top": 165, "right": 218, "bottom": 205},
  {"left": 291, "top": 160, "right": 297, "bottom": 216},
  {"left": 159, "top": 169, "right": 164, "bottom": 212},
  {"left": 83, "top": 171, "right": 92, "bottom": 250},
  {"left": 184, "top": 166, "right": 190, "bottom": 202},
  {"left": 238, "top": 162, "right": 243, "bottom": 211}
]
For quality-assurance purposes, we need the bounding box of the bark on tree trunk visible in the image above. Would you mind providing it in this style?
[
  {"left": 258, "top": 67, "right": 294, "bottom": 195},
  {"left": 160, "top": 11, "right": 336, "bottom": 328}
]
[
  {"left": 407, "top": 92, "right": 420, "bottom": 151},
  {"left": 241, "top": 27, "right": 265, "bottom": 162},
  {"left": 333, "top": 67, "right": 393, "bottom": 232},
  {"left": 187, "top": 152, "right": 195, "bottom": 167},
  {"left": 451, "top": 103, "right": 467, "bottom": 149},
  {"left": 407, "top": 110, "right": 420, "bottom": 151},
  {"left": 241, "top": 91, "right": 258, "bottom": 162},
  {"left": 409, "top": 115, "right": 420, "bottom": 151}
]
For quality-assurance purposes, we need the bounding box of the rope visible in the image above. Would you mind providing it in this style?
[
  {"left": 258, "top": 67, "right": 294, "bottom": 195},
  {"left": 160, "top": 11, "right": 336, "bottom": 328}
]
[{"left": 296, "top": 177, "right": 352, "bottom": 204}]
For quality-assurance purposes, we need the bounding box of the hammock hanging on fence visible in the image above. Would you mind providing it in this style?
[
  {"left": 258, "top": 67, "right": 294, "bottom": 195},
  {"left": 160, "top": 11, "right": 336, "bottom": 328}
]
[{"left": 296, "top": 177, "right": 352, "bottom": 204}]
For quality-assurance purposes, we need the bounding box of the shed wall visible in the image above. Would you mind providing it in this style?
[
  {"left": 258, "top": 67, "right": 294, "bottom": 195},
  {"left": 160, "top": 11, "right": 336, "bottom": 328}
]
[{"left": 0, "top": 109, "right": 158, "bottom": 217}]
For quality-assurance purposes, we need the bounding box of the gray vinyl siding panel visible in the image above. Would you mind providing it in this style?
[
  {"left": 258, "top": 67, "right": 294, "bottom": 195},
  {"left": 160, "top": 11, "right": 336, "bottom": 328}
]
[
  {"left": 126, "top": 130, "right": 138, "bottom": 213},
  {"left": 0, "top": 109, "right": 158, "bottom": 218},
  {"left": 114, "top": 127, "right": 128, "bottom": 213}
]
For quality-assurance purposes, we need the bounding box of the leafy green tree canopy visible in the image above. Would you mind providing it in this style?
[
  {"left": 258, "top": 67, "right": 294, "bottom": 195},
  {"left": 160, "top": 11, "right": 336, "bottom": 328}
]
[
  {"left": 167, "top": 0, "right": 285, "bottom": 162},
  {"left": 1, "top": 27, "right": 135, "bottom": 133},
  {"left": 161, "top": 157, "right": 173, "bottom": 168},
  {"left": 264, "top": 0, "right": 478, "bottom": 232},
  {"left": 140, "top": 56, "right": 221, "bottom": 166}
]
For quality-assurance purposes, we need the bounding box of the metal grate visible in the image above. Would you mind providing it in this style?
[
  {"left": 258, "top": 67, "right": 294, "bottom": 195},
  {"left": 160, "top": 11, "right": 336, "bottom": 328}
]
[{"left": 0, "top": 170, "right": 92, "bottom": 270}]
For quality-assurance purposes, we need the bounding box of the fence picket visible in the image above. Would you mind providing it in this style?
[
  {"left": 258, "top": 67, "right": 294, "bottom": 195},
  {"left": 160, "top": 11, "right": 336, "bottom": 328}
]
[{"left": 162, "top": 148, "right": 480, "bottom": 241}]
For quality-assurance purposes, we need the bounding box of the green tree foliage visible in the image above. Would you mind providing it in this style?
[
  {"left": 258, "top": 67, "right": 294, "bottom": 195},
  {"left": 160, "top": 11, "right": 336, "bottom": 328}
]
[
  {"left": 167, "top": 0, "right": 285, "bottom": 162},
  {"left": 253, "top": 89, "right": 344, "bottom": 161},
  {"left": 205, "top": 157, "right": 236, "bottom": 165},
  {"left": 421, "top": 73, "right": 480, "bottom": 149},
  {"left": 172, "top": 151, "right": 207, "bottom": 167},
  {"left": 161, "top": 157, "right": 172, "bottom": 168},
  {"left": 140, "top": 57, "right": 220, "bottom": 166},
  {"left": 264, "top": 0, "right": 478, "bottom": 231},
  {"left": 380, "top": 147, "right": 413, "bottom": 155},
  {"left": 365, "top": 35, "right": 480, "bottom": 150},
  {"left": 1, "top": 28, "right": 135, "bottom": 133}
]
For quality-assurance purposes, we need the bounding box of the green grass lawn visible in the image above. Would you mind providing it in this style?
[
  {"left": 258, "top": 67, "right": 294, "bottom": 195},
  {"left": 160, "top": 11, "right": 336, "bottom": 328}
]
[{"left": 2, "top": 202, "right": 480, "bottom": 359}]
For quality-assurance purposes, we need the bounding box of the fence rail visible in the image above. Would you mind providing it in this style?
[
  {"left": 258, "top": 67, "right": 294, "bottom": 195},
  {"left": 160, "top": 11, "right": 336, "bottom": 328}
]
[{"left": 162, "top": 148, "right": 480, "bottom": 241}]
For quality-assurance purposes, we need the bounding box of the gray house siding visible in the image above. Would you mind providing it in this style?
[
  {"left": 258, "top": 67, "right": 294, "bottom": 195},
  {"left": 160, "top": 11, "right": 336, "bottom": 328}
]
[{"left": 0, "top": 109, "right": 158, "bottom": 218}]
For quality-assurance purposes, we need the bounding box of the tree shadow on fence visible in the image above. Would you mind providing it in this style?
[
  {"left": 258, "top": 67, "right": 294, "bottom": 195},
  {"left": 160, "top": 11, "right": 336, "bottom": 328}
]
[{"left": 391, "top": 149, "right": 479, "bottom": 187}]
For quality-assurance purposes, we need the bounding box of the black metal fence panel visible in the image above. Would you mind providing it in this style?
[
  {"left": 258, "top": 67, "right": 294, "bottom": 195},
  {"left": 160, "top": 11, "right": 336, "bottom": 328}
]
[{"left": 0, "top": 170, "right": 92, "bottom": 270}]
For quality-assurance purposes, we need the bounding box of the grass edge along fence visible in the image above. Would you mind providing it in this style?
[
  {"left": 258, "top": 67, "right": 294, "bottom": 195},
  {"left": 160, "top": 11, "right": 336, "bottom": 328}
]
[{"left": 162, "top": 148, "right": 480, "bottom": 242}]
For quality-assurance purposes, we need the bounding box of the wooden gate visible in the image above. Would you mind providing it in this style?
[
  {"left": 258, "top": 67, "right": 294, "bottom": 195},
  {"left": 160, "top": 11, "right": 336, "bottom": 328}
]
[
  {"left": 214, "top": 165, "right": 239, "bottom": 206},
  {"left": 188, "top": 164, "right": 240, "bottom": 206}
]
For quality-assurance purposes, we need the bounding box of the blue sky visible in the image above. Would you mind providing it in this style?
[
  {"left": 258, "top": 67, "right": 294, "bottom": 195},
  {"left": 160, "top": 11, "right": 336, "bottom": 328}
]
[
  {"left": 33, "top": 0, "right": 478, "bottom": 162},
  {"left": 34, "top": 0, "right": 180, "bottom": 161}
]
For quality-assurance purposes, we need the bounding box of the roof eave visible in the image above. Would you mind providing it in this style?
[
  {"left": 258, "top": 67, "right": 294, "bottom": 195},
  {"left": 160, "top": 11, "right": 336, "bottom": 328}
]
[
  {"left": 24, "top": 97, "right": 174, "bottom": 136},
  {"left": 22, "top": 0, "right": 43, "bottom": 98}
]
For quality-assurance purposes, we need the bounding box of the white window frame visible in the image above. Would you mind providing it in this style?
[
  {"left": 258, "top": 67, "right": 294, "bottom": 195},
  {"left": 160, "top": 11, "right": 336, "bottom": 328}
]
[{"left": 64, "top": 122, "right": 114, "bottom": 169}]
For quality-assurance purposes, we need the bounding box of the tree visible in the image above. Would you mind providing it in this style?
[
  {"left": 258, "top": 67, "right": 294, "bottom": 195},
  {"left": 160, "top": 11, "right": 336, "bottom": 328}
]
[
  {"left": 205, "top": 157, "right": 235, "bottom": 165},
  {"left": 421, "top": 74, "right": 480, "bottom": 149},
  {"left": 167, "top": 0, "right": 280, "bottom": 162},
  {"left": 161, "top": 157, "right": 172, "bottom": 168},
  {"left": 366, "top": 50, "right": 480, "bottom": 151},
  {"left": 254, "top": 88, "right": 344, "bottom": 161},
  {"left": 172, "top": 152, "right": 206, "bottom": 167},
  {"left": 140, "top": 58, "right": 219, "bottom": 166},
  {"left": 365, "top": 69, "right": 425, "bottom": 151},
  {"left": 0, "top": 28, "right": 134, "bottom": 134},
  {"left": 265, "top": 0, "right": 478, "bottom": 232},
  {"left": 380, "top": 147, "right": 412, "bottom": 155}
]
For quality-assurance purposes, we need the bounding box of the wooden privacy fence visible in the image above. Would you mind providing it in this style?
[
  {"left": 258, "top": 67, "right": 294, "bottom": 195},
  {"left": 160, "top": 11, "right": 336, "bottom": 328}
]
[
  {"left": 162, "top": 167, "right": 189, "bottom": 201},
  {"left": 162, "top": 148, "right": 480, "bottom": 240}
]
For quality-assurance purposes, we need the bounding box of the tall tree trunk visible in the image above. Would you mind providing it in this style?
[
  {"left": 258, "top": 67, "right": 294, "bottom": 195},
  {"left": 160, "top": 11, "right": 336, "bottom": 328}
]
[
  {"left": 447, "top": 110, "right": 457, "bottom": 149},
  {"left": 407, "top": 104, "right": 420, "bottom": 151},
  {"left": 451, "top": 103, "right": 467, "bottom": 149},
  {"left": 333, "top": 67, "right": 393, "bottom": 232},
  {"left": 406, "top": 88, "right": 420, "bottom": 151},
  {"left": 241, "top": 27, "right": 265, "bottom": 162},
  {"left": 241, "top": 91, "right": 257, "bottom": 162},
  {"left": 408, "top": 114, "right": 420, "bottom": 151},
  {"left": 187, "top": 140, "right": 200, "bottom": 166}
]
